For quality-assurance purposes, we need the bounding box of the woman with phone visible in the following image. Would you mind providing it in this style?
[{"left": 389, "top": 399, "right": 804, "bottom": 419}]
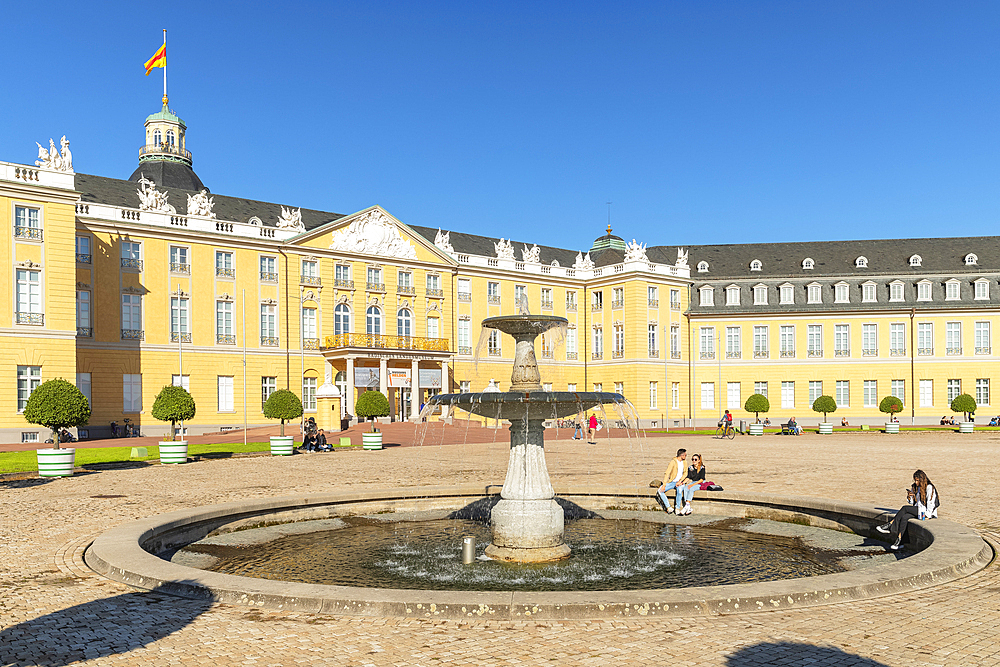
[{"left": 876, "top": 470, "right": 939, "bottom": 550}]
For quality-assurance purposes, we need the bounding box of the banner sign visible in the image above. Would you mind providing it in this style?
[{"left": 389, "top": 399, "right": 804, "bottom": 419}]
[
  {"left": 354, "top": 368, "right": 379, "bottom": 388},
  {"left": 388, "top": 369, "right": 411, "bottom": 388},
  {"left": 419, "top": 369, "right": 442, "bottom": 388}
]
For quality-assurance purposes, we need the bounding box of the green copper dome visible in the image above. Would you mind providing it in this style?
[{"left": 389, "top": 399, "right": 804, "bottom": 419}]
[
  {"left": 145, "top": 104, "right": 186, "bottom": 128},
  {"left": 589, "top": 225, "right": 627, "bottom": 254}
]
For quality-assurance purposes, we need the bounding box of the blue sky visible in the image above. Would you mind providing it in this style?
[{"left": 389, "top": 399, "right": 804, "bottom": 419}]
[{"left": 3, "top": 2, "right": 998, "bottom": 249}]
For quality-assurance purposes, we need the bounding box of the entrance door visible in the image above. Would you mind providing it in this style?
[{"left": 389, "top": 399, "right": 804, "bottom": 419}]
[
  {"left": 335, "top": 371, "right": 348, "bottom": 418},
  {"left": 401, "top": 388, "right": 412, "bottom": 419}
]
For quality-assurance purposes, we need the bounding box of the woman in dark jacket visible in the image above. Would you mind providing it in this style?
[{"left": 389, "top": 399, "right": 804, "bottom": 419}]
[{"left": 678, "top": 454, "right": 706, "bottom": 515}]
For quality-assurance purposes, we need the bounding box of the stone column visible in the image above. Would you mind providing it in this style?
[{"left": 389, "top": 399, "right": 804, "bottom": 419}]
[{"left": 410, "top": 359, "right": 421, "bottom": 420}]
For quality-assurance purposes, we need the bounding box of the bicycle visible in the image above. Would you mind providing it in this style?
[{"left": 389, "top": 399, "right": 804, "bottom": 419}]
[{"left": 715, "top": 424, "right": 735, "bottom": 439}]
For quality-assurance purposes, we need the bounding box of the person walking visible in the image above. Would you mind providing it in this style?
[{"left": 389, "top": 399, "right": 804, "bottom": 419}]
[
  {"left": 587, "top": 413, "right": 598, "bottom": 443},
  {"left": 656, "top": 448, "right": 689, "bottom": 514},
  {"left": 876, "top": 469, "right": 939, "bottom": 550},
  {"left": 574, "top": 412, "right": 584, "bottom": 440}
]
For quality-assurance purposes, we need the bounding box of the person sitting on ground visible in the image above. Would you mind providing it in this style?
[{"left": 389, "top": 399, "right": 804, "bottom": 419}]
[
  {"left": 302, "top": 431, "right": 317, "bottom": 452},
  {"left": 841, "top": 417, "right": 849, "bottom": 427},
  {"left": 891, "top": 414, "right": 899, "bottom": 423},
  {"left": 876, "top": 469, "right": 939, "bottom": 550},
  {"left": 763, "top": 417, "right": 771, "bottom": 427},
  {"left": 989, "top": 417, "right": 998, "bottom": 427},
  {"left": 940, "top": 416, "right": 948, "bottom": 425},
  {"left": 315, "top": 429, "right": 330, "bottom": 452},
  {"left": 678, "top": 454, "right": 706, "bottom": 515},
  {"left": 656, "top": 448, "right": 689, "bottom": 515},
  {"left": 788, "top": 416, "right": 801, "bottom": 435}
]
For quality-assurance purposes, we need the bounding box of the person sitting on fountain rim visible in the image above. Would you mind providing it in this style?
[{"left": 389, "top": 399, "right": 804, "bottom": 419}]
[
  {"left": 876, "top": 469, "right": 939, "bottom": 550},
  {"left": 657, "top": 449, "right": 689, "bottom": 515},
  {"left": 678, "top": 454, "right": 706, "bottom": 514}
]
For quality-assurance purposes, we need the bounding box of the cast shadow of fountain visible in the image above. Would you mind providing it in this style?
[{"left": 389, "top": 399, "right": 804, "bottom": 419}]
[
  {"left": 0, "top": 582, "right": 213, "bottom": 666},
  {"left": 726, "top": 641, "right": 891, "bottom": 666},
  {"left": 446, "top": 495, "right": 601, "bottom": 522}
]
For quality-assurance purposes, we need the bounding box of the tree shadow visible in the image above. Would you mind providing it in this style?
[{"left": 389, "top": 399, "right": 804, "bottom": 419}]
[
  {"left": 726, "top": 641, "right": 890, "bottom": 666},
  {"left": 0, "top": 477, "right": 53, "bottom": 489},
  {"left": 80, "top": 461, "right": 152, "bottom": 471},
  {"left": 0, "top": 583, "right": 213, "bottom": 666}
]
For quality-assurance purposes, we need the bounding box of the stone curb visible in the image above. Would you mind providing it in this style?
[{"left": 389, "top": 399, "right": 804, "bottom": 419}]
[{"left": 84, "top": 487, "right": 993, "bottom": 620}]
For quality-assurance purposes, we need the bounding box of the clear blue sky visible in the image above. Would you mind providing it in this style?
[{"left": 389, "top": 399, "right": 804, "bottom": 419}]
[{"left": 3, "top": 2, "right": 998, "bottom": 248}]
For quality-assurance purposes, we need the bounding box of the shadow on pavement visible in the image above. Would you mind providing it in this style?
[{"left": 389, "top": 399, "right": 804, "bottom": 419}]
[
  {"left": 726, "top": 641, "right": 890, "bottom": 666},
  {"left": 0, "top": 477, "right": 53, "bottom": 489},
  {"left": 0, "top": 583, "right": 213, "bottom": 666}
]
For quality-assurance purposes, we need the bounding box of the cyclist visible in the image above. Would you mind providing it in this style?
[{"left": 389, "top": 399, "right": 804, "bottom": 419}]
[{"left": 723, "top": 409, "right": 733, "bottom": 432}]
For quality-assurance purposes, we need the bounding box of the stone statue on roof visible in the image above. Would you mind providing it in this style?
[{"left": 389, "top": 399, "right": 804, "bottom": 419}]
[
  {"left": 573, "top": 251, "right": 595, "bottom": 271},
  {"left": 675, "top": 247, "right": 689, "bottom": 267},
  {"left": 434, "top": 228, "right": 454, "bottom": 254},
  {"left": 495, "top": 238, "right": 515, "bottom": 260},
  {"left": 136, "top": 175, "right": 176, "bottom": 214},
  {"left": 521, "top": 244, "right": 541, "bottom": 264},
  {"left": 624, "top": 239, "right": 648, "bottom": 262},
  {"left": 276, "top": 206, "right": 305, "bottom": 231},
  {"left": 34, "top": 135, "right": 73, "bottom": 172},
  {"left": 186, "top": 189, "right": 216, "bottom": 218}
]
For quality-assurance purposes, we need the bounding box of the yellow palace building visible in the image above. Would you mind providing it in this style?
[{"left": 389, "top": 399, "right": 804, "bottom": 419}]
[{"left": 2, "top": 101, "right": 998, "bottom": 443}]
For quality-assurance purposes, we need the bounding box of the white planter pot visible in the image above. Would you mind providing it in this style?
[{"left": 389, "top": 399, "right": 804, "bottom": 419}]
[
  {"left": 884, "top": 423, "right": 900, "bottom": 434},
  {"left": 959, "top": 421, "right": 975, "bottom": 433},
  {"left": 818, "top": 422, "right": 833, "bottom": 434},
  {"left": 159, "top": 441, "right": 188, "bottom": 464},
  {"left": 748, "top": 423, "right": 764, "bottom": 436},
  {"left": 362, "top": 431, "right": 383, "bottom": 450},
  {"left": 270, "top": 436, "right": 295, "bottom": 456},
  {"left": 37, "top": 448, "right": 75, "bottom": 477}
]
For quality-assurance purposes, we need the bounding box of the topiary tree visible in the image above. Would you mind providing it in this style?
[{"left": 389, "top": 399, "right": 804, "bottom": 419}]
[
  {"left": 879, "top": 395, "right": 903, "bottom": 421},
  {"left": 951, "top": 393, "right": 977, "bottom": 422},
  {"left": 811, "top": 395, "right": 837, "bottom": 422},
  {"left": 744, "top": 393, "right": 770, "bottom": 423},
  {"left": 23, "top": 379, "right": 91, "bottom": 449},
  {"left": 151, "top": 385, "right": 196, "bottom": 441},
  {"left": 355, "top": 390, "right": 390, "bottom": 432},
  {"left": 263, "top": 389, "right": 303, "bottom": 436}
]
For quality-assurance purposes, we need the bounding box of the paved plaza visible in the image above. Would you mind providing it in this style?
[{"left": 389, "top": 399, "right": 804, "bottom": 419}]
[{"left": 2, "top": 428, "right": 998, "bottom": 666}]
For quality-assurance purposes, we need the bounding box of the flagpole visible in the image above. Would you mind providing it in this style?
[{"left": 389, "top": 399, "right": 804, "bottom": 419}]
[{"left": 162, "top": 28, "right": 168, "bottom": 104}]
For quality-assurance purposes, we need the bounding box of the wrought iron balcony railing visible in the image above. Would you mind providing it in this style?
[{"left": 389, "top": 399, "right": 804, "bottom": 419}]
[
  {"left": 807, "top": 349, "right": 823, "bottom": 358},
  {"left": 121, "top": 329, "right": 144, "bottom": 340},
  {"left": 976, "top": 346, "right": 991, "bottom": 355},
  {"left": 77, "top": 326, "right": 92, "bottom": 337},
  {"left": 217, "top": 334, "right": 236, "bottom": 345},
  {"left": 612, "top": 350, "right": 624, "bottom": 359},
  {"left": 458, "top": 292, "right": 471, "bottom": 302},
  {"left": 565, "top": 302, "right": 577, "bottom": 312},
  {"left": 334, "top": 278, "right": 354, "bottom": 289},
  {"left": 139, "top": 143, "right": 192, "bottom": 160},
  {"left": 261, "top": 336, "right": 280, "bottom": 347},
  {"left": 15, "top": 312, "right": 43, "bottom": 325},
  {"left": 649, "top": 349, "right": 659, "bottom": 358},
  {"left": 121, "top": 258, "right": 143, "bottom": 271},
  {"left": 487, "top": 295, "right": 500, "bottom": 305},
  {"left": 946, "top": 347, "right": 962, "bottom": 356},
  {"left": 459, "top": 346, "right": 472, "bottom": 355},
  {"left": 918, "top": 348, "right": 933, "bottom": 356},
  {"left": 780, "top": 349, "right": 795, "bottom": 358},
  {"left": 14, "top": 226, "right": 43, "bottom": 240},
  {"left": 671, "top": 350, "right": 681, "bottom": 359},
  {"left": 397, "top": 285, "right": 416, "bottom": 296},
  {"left": 367, "top": 282, "right": 385, "bottom": 292},
  {"left": 612, "top": 300, "right": 624, "bottom": 310},
  {"left": 260, "top": 271, "right": 278, "bottom": 283},
  {"left": 540, "top": 300, "right": 553, "bottom": 310},
  {"left": 76, "top": 253, "right": 91, "bottom": 264},
  {"left": 648, "top": 299, "right": 659, "bottom": 308},
  {"left": 591, "top": 304, "right": 603, "bottom": 312},
  {"left": 301, "top": 275, "right": 322, "bottom": 287},
  {"left": 303, "top": 338, "right": 320, "bottom": 350},
  {"left": 427, "top": 288, "right": 444, "bottom": 298},
  {"left": 170, "top": 262, "right": 191, "bottom": 274},
  {"left": 754, "top": 350, "right": 769, "bottom": 359},
  {"left": 488, "top": 347, "right": 502, "bottom": 357},
  {"left": 862, "top": 348, "right": 878, "bottom": 356},
  {"left": 322, "top": 333, "right": 450, "bottom": 352},
  {"left": 567, "top": 352, "right": 578, "bottom": 360},
  {"left": 890, "top": 348, "right": 906, "bottom": 357},
  {"left": 592, "top": 351, "right": 603, "bottom": 360},
  {"left": 727, "top": 351, "right": 741, "bottom": 359},
  {"left": 216, "top": 267, "right": 235, "bottom": 278},
  {"left": 700, "top": 351, "right": 715, "bottom": 360},
  {"left": 170, "top": 331, "right": 192, "bottom": 343},
  {"left": 835, "top": 349, "right": 850, "bottom": 357}
]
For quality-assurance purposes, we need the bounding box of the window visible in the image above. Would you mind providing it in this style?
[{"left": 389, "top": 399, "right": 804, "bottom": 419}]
[
  {"left": 16, "top": 269, "right": 41, "bottom": 320},
  {"left": 807, "top": 284, "right": 822, "bottom": 304},
  {"left": 171, "top": 374, "right": 190, "bottom": 391},
  {"left": 699, "top": 327, "right": 715, "bottom": 359},
  {"left": 889, "top": 282, "right": 904, "bottom": 302},
  {"left": 780, "top": 284, "right": 794, "bottom": 304},
  {"left": 862, "top": 324, "right": 877, "bottom": 355},
  {"left": 302, "top": 307, "right": 317, "bottom": 341},
  {"left": 807, "top": 325, "right": 822, "bottom": 356},
  {"left": 17, "top": 365, "right": 41, "bottom": 411},
  {"left": 855, "top": 256, "right": 868, "bottom": 268},
  {"left": 726, "top": 326, "right": 741, "bottom": 358},
  {"left": 76, "top": 235, "right": 91, "bottom": 263},
  {"left": 977, "top": 378, "right": 990, "bottom": 406},
  {"left": 919, "top": 379, "right": 933, "bottom": 407},
  {"left": 593, "top": 383, "right": 603, "bottom": 392},
  {"left": 334, "top": 304, "right": 351, "bottom": 335},
  {"left": 779, "top": 325, "right": 794, "bottom": 356},
  {"left": 918, "top": 322, "right": 933, "bottom": 354},
  {"left": 699, "top": 286, "right": 714, "bottom": 307},
  {"left": 14, "top": 206, "right": 41, "bottom": 239},
  {"left": 75, "top": 373, "right": 92, "bottom": 408},
  {"left": 260, "top": 304, "right": 276, "bottom": 341},
  {"left": 613, "top": 324, "right": 624, "bottom": 357},
  {"left": 488, "top": 329, "right": 501, "bottom": 355},
  {"left": 302, "top": 259, "right": 318, "bottom": 281},
  {"left": 802, "top": 258, "right": 814, "bottom": 270},
  {"left": 153, "top": 129, "right": 161, "bottom": 145},
  {"left": 217, "top": 376, "right": 234, "bottom": 412},
  {"left": 169, "top": 246, "right": 190, "bottom": 273},
  {"left": 701, "top": 382, "right": 715, "bottom": 410},
  {"left": 753, "top": 326, "right": 768, "bottom": 358},
  {"left": 755, "top": 381, "right": 768, "bottom": 398},
  {"left": 648, "top": 324, "right": 657, "bottom": 357},
  {"left": 121, "top": 241, "right": 141, "bottom": 260},
  {"left": 753, "top": 285, "right": 767, "bottom": 305},
  {"left": 515, "top": 285, "right": 527, "bottom": 307},
  {"left": 891, "top": 380, "right": 905, "bottom": 404},
  {"left": 122, "top": 374, "right": 142, "bottom": 412},
  {"left": 261, "top": 376, "right": 277, "bottom": 407},
  {"left": 592, "top": 290, "right": 603, "bottom": 310},
  {"left": 567, "top": 383, "right": 577, "bottom": 392},
  {"left": 834, "top": 324, "right": 849, "bottom": 356},
  {"left": 864, "top": 380, "right": 877, "bottom": 407},
  {"left": 890, "top": 323, "right": 905, "bottom": 355},
  {"left": 917, "top": 281, "right": 932, "bottom": 301},
  {"left": 592, "top": 327, "right": 603, "bottom": 357},
  {"left": 947, "top": 379, "right": 961, "bottom": 402},
  {"left": 965, "top": 253, "right": 979, "bottom": 265},
  {"left": 672, "top": 382, "right": 680, "bottom": 409},
  {"left": 458, "top": 320, "right": 470, "bottom": 353},
  {"left": 727, "top": 382, "right": 741, "bottom": 410},
  {"left": 566, "top": 327, "right": 577, "bottom": 356},
  {"left": 648, "top": 286, "right": 658, "bottom": 306},
  {"left": 216, "top": 251, "right": 234, "bottom": 277},
  {"left": 398, "top": 271, "right": 412, "bottom": 292},
  {"left": 170, "top": 297, "right": 189, "bottom": 340},
  {"left": 975, "top": 321, "right": 990, "bottom": 354},
  {"left": 303, "top": 377, "right": 317, "bottom": 411},
  {"left": 397, "top": 308, "right": 412, "bottom": 336},
  {"left": 487, "top": 281, "right": 500, "bottom": 304},
  {"left": 862, "top": 283, "right": 876, "bottom": 302},
  {"left": 809, "top": 381, "right": 823, "bottom": 404},
  {"left": 544, "top": 383, "right": 553, "bottom": 393},
  {"left": 259, "top": 256, "right": 277, "bottom": 281},
  {"left": 366, "top": 306, "right": 382, "bottom": 335},
  {"left": 426, "top": 316, "right": 439, "bottom": 338},
  {"left": 750, "top": 259, "right": 762, "bottom": 271},
  {"left": 909, "top": 254, "right": 922, "bottom": 267},
  {"left": 460, "top": 381, "right": 471, "bottom": 393},
  {"left": 121, "top": 294, "right": 142, "bottom": 333},
  {"left": 541, "top": 287, "right": 553, "bottom": 309},
  {"left": 781, "top": 381, "right": 794, "bottom": 409},
  {"left": 946, "top": 322, "right": 962, "bottom": 354},
  {"left": 650, "top": 382, "right": 658, "bottom": 410},
  {"left": 835, "top": 380, "right": 850, "bottom": 408},
  {"left": 670, "top": 325, "right": 680, "bottom": 358},
  {"left": 367, "top": 267, "right": 382, "bottom": 288},
  {"left": 946, "top": 280, "right": 960, "bottom": 301},
  {"left": 726, "top": 286, "right": 740, "bottom": 306},
  {"left": 427, "top": 273, "right": 441, "bottom": 293},
  {"left": 336, "top": 264, "right": 352, "bottom": 284},
  {"left": 612, "top": 287, "right": 624, "bottom": 308},
  {"left": 670, "top": 289, "right": 680, "bottom": 308},
  {"left": 615, "top": 382, "right": 624, "bottom": 396},
  {"left": 975, "top": 280, "right": 990, "bottom": 300},
  {"left": 834, "top": 283, "right": 849, "bottom": 303},
  {"left": 697, "top": 261, "right": 709, "bottom": 272},
  {"left": 566, "top": 290, "right": 578, "bottom": 310},
  {"left": 166, "top": 129, "right": 175, "bottom": 146}
]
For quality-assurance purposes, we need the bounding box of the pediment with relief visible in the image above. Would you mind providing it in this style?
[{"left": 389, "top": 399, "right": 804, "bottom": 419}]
[{"left": 328, "top": 208, "right": 418, "bottom": 260}]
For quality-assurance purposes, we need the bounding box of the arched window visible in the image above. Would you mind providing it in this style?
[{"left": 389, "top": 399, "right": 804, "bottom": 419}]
[
  {"left": 749, "top": 259, "right": 762, "bottom": 271},
  {"left": 366, "top": 306, "right": 382, "bottom": 335},
  {"left": 965, "top": 253, "right": 979, "bottom": 266},
  {"left": 697, "top": 261, "right": 709, "bottom": 273},
  {"left": 397, "top": 308, "right": 412, "bottom": 336},
  {"left": 166, "top": 130, "right": 175, "bottom": 147},
  {"left": 334, "top": 304, "right": 351, "bottom": 335},
  {"left": 909, "top": 254, "right": 922, "bottom": 267},
  {"left": 152, "top": 129, "right": 162, "bottom": 146},
  {"left": 802, "top": 258, "right": 815, "bottom": 270},
  {"left": 855, "top": 256, "right": 868, "bottom": 268}
]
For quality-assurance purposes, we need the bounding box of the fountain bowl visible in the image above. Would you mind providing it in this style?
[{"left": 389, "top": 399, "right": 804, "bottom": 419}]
[{"left": 427, "top": 391, "right": 626, "bottom": 420}]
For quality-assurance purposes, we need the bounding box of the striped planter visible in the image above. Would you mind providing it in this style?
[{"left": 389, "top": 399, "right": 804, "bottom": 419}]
[
  {"left": 362, "top": 431, "right": 383, "bottom": 450},
  {"left": 959, "top": 422, "right": 975, "bottom": 433},
  {"left": 37, "top": 448, "right": 75, "bottom": 477},
  {"left": 748, "top": 423, "right": 764, "bottom": 436},
  {"left": 818, "top": 422, "right": 833, "bottom": 434},
  {"left": 270, "top": 436, "right": 295, "bottom": 456},
  {"left": 884, "top": 423, "right": 900, "bottom": 434},
  {"left": 159, "top": 441, "right": 188, "bottom": 464}
]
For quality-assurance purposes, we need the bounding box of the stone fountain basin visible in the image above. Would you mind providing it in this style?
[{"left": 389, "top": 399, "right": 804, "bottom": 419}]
[
  {"left": 482, "top": 314, "right": 568, "bottom": 335},
  {"left": 429, "top": 391, "right": 624, "bottom": 420}
]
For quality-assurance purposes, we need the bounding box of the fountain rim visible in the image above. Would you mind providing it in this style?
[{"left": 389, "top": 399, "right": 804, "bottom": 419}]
[{"left": 84, "top": 486, "right": 991, "bottom": 620}]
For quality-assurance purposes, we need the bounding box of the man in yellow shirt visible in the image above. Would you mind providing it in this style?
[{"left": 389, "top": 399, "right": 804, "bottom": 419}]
[{"left": 657, "top": 448, "right": 689, "bottom": 514}]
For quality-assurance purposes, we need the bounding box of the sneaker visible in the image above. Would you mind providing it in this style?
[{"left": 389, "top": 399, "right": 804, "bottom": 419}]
[
  {"left": 665, "top": 505, "right": 674, "bottom": 514},
  {"left": 890, "top": 536, "right": 903, "bottom": 550},
  {"left": 875, "top": 523, "right": 891, "bottom": 534},
  {"left": 683, "top": 503, "right": 692, "bottom": 515}
]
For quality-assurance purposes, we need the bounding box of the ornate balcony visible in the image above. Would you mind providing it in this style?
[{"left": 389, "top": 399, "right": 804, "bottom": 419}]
[
  {"left": 592, "top": 351, "right": 603, "bottom": 360},
  {"left": 121, "top": 258, "right": 143, "bottom": 271},
  {"left": 727, "top": 351, "right": 741, "bottom": 359},
  {"left": 542, "top": 349, "right": 554, "bottom": 359},
  {"left": 976, "top": 346, "right": 991, "bottom": 355},
  {"left": 260, "top": 271, "right": 279, "bottom": 283},
  {"left": 458, "top": 291, "right": 472, "bottom": 302},
  {"left": 754, "top": 350, "right": 769, "bottom": 359},
  {"left": 121, "top": 329, "right": 144, "bottom": 341},
  {"left": 670, "top": 301, "right": 681, "bottom": 310},
  {"left": 671, "top": 350, "right": 681, "bottom": 359},
  {"left": 807, "top": 349, "right": 823, "bottom": 358},
  {"left": 648, "top": 299, "right": 659, "bottom": 308},
  {"left": 303, "top": 338, "right": 320, "bottom": 350},
  {"left": 890, "top": 348, "right": 906, "bottom": 357},
  {"left": 567, "top": 352, "right": 578, "bottom": 360},
  {"left": 591, "top": 304, "right": 603, "bottom": 312},
  {"left": 612, "top": 300, "right": 624, "bottom": 310},
  {"left": 946, "top": 347, "right": 962, "bottom": 356},
  {"left": 76, "top": 253, "right": 91, "bottom": 264},
  {"left": 366, "top": 282, "right": 386, "bottom": 292},
  {"left": 396, "top": 285, "right": 416, "bottom": 296},
  {"left": 139, "top": 142, "right": 192, "bottom": 161},
  {"left": 334, "top": 278, "right": 354, "bottom": 289},
  {"left": 541, "top": 300, "right": 553, "bottom": 310},
  {"left": 322, "top": 333, "right": 450, "bottom": 352},
  {"left": 780, "top": 350, "right": 795, "bottom": 358},
  {"left": 488, "top": 347, "right": 502, "bottom": 357},
  {"left": 700, "top": 351, "right": 715, "bottom": 360},
  {"left": 76, "top": 326, "right": 92, "bottom": 337},
  {"left": 170, "top": 262, "right": 191, "bottom": 274},
  {"left": 216, "top": 267, "right": 235, "bottom": 278},
  {"left": 15, "top": 312, "right": 43, "bottom": 325},
  {"left": 612, "top": 350, "right": 624, "bottom": 359},
  {"left": 918, "top": 348, "right": 933, "bottom": 356},
  {"left": 835, "top": 349, "right": 850, "bottom": 357},
  {"left": 649, "top": 349, "right": 659, "bottom": 358},
  {"left": 301, "top": 275, "right": 322, "bottom": 287},
  {"left": 862, "top": 348, "right": 878, "bottom": 356},
  {"left": 565, "top": 302, "right": 577, "bottom": 312},
  {"left": 170, "top": 331, "right": 192, "bottom": 343},
  {"left": 261, "top": 336, "right": 280, "bottom": 347},
  {"left": 14, "top": 226, "right": 43, "bottom": 240},
  {"left": 427, "top": 288, "right": 444, "bottom": 298},
  {"left": 217, "top": 334, "right": 236, "bottom": 345},
  {"left": 459, "top": 346, "right": 472, "bottom": 355},
  {"left": 487, "top": 295, "right": 501, "bottom": 305}
]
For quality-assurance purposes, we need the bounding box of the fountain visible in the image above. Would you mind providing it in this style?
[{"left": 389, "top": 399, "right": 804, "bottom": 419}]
[{"left": 425, "top": 312, "right": 626, "bottom": 562}]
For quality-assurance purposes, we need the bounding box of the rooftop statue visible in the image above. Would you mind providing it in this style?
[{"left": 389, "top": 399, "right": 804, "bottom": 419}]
[
  {"left": 522, "top": 243, "right": 541, "bottom": 264},
  {"left": 434, "top": 228, "right": 454, "bottom": 254},
  {"left": 624, "top": 239, "right": 648, "bottom": 263},
  {"left": 495, "top": 238, "right": 515, "bottom": 260},
  {"left": 276, "top": 206, "right": 305, "bottom": 231},
  {"left": 34, "top": 135, "right": 73, "bottom": 172},
  {"left": 676, "top": 247, "right": 689, "bottom": 267},
  {"left": 573, "top": 251, "right": 595, "bottom": 271},
  {"left": 186, "top": 189, "right": 216, "bottom": 218},
  {"left": 136, "top": 175, "right": 176, "bottom": 214},
  {"left": 328, "top": 208, "right": 418, "bottom": 259}
]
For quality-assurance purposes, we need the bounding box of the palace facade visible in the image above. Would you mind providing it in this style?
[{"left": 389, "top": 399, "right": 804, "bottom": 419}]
[{"left": 2, "top": 103, "right": 997, "bottom": 443}]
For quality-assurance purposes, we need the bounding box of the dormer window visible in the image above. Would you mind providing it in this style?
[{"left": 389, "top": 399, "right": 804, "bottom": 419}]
[
  {"left": 975, "top": 279, "right": 990, "bottom": 300},
  {"left": 166, "top": 130, "right": 175, "bottom": 147},
  {"left": 726, "top": 285, "right": 740, "bottom": 306},
  {"left": 697, "top": 261, "right": 709, "bottom": 273},
  {"left": 889, "top": 281, "right": 905, "bottom": 302},
  {"left": 807, "top": 283, "right": 822, "bottom": 304},
  {"left": 862, "top": 281, "right": 877, "bottom": 303},
  {"left": 779, "top": 283, "right": 794, "bottom": 304},
  {"left": 917, "top": 280, "right": 932, "bottom": 301},
  {"left": 699, "top": 286, "right": 714, "bottom": 307},
  {"left": 965, "top": 253, "right": 978, "bottom": 266},
  {"left": 909, "top": 254, "right": 922, "bottom": 267},
  {"left": 749, "top": 259, "right": 762, "bottom": 272},
  {"left": 753, "top": 284, "right": 768, "bottom": 305},
  {"left": 945, "top": 279, "right": 961, "bottom": 301},
  {"left": 802, "top": 258, "right": 815, "bottom": 270},
  {"left": 855, "top": 256, "right": 868, "bottom": 268},
  {"left": 834, "top": 282, "right": 850, "bottom": 303}
]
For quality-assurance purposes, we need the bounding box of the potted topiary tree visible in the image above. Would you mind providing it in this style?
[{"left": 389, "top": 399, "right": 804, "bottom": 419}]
[
  {"left": 812, "top": 395, "right": 837, "bottom": 434},
  {"left": 151, "top": 385, "right": 196, "bottom": 464},
  {"left": 879, "top": 395, "right": 903, "bottom": 433},
  {"left": 263, "top": 389, "right": 303, "bottom": 455},
  {"left": 23, "top": 379, "right": 91, "bottom": 477},
  {"left": 356, "top": 390, "right": 390, "bottom": 449},
  {"left": 951, "top": 393, "right": 977, "bottom": 433},
  {"left": 744, "top": 393, "right": 770, "bottom": 436}
]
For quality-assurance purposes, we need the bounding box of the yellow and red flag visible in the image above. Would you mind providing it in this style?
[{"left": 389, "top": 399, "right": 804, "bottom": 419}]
[{"left": 144, "top": 43, "right": 166, "bottom": 75}]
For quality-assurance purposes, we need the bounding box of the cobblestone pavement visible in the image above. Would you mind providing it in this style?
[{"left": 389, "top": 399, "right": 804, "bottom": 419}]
[{"left": 2, "top": 429, "right": 998, "bottom": 666}]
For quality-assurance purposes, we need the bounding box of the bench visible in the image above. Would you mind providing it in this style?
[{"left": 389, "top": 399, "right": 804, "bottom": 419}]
[{"left": 780, "top": 423, "right": 798, "bottom": 435}]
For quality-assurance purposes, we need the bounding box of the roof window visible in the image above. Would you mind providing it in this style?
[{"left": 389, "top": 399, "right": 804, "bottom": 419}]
[
  {"left": 855, "top": 256, "right": 868, "bottom": 268},
  {"left": 802, "top": 258, "right": 814, "bottom": 270}
]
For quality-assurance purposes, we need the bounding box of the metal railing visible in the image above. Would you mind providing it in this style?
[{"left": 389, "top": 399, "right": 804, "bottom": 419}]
[
  {"left": 566, "top": 302, "right": 577, "bottom": 312},
  {"left": 121, "top": 258, "right": 143, "bottom": 271},
  {"left": 15, "top": 312, "right": 43, "bottom": 325},
  {"left": 427, "top": 288, "right": 444, "bottom": 298},
  {"left": 488, "top": 347, "right": 501, "bottom": 357},
  {"left": 366, "top": 282, "right": 385, "bottom": 292},
  {"left": 397, "top": 285, "right": 416, "bottom": 296},
  {"left": 77, "top": 326, "right": 92, "bottom": 337},
  {"left": 301, "top": 275, "right": 322, "bottom": 286},
  {"left": 303, "top": 338, "right": 320, "bottom": 350},
  {"left": 612, "top": 300, "right": 624, "bottom": 310},
  {"left": 649, "top": 349, "right": 659, "bottom": 358},
  {"left": 807, "top": 349, "right": 823, "bottom": 358},
  {"left": 890, "top": 348, "right": 907, "bottom": 357},
  {"left": 458, "top": 292, "right": 472, "bottom": 302},
  {"left": 780, "top": 350, "right": 795, "bottom": 358},
  {"left": 671, "top": 301, "right": 681, "bottom": 310},
  {"left": 217, "top": 334, "right": 236, "bottom": 345},
  {"left": 700, "top": 351, "right": 715, "bottom": 360},
  {"left": 14, "top": 226, "right": 43, "bottom": 240},
  {"left": 542, "top": 349, "right": 554, "bottom": 358},
  {"left": 334, "top": 278, "right": 354, "bottom": 289},
  {"left": 170, "top": 331, "right": 192, "bottom": 343},
  {"left": 754, "top": 350, "right": 769, "bottom": 359},
  {"left": 918, "top": 348, "right": 933, "bottom": 356},
  {"left": 76, "top": 253, "right": 91, "bottom": 264},
  {"left": 261, "top": 336, "right": 279, "bottom": 347},
  {"left": 260, "top": 272, "right": 279, "bottom": 282},
  {"left": 322, "top": 333, "right": 450, "bottom": 352},
  {"left": 487, "top": 295, "right": 501, "bottom": 305},
  {"left": 976, "top": 346, "right": 991, "bottom": 355},
  {"left": 216, "top": 267, "right": 235, "bottom": 278},
  {"left": 671, "top": 350, "right": 681, "bottom": 359},
  {"left": 946, "top": 347, "right": 962, "bottom": 356},
  {"left": 138, "top": 143, "right": 192, "bottom": 160},
  {"left": 727, "top": 351, "right": 741, "bottom": 359},
  {"left": 567, "top": 352, "right": 578, "bottom": 360},
  {"left": 648, "top": 299, "right": 659, "bottom": 308},
  {"left": 541, "top": 300, "right": 553, "bottom": 310},
  {"left": 835, "top": 349, "right": 850, "bottom": 357},
  {"left": 862, "top": 348, "right": 878, "bottom": 356},
  {"left": 170, "top": 262, "right": 191, "bottom": 274},
  {"left": 459, "top": 346, "right": 472, "bottom": 355},
  {"left": 592, "top": 351, "right": 603, "bottom": 360},
  {"left": 612, "top": 350, "right": 624, "bottom": 359},
  {"left": 121, "top": 329, "right": 144, "bottom": 340},
  {"left": 591, "top": 304, "right": 603, "bottom": 312}
]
